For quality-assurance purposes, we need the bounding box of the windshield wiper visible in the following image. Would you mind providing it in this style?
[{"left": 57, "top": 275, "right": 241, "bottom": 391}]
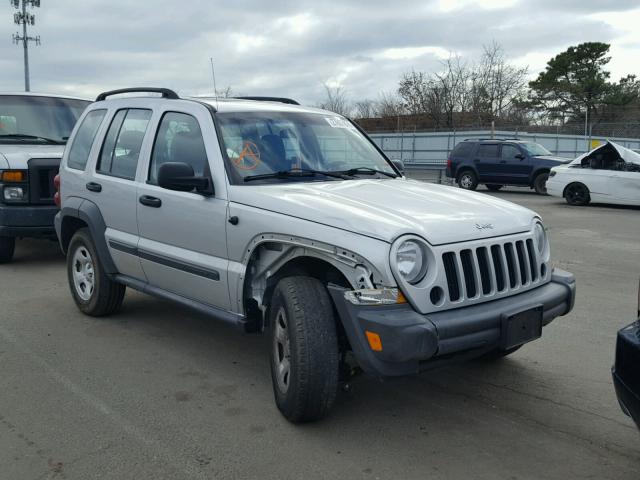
[
  {"left": 0, "top": 134, "right": 64, "bottom": 145},
  {"left": 243, "top": 168, "right": 348, "bottom": 182},
  {"left": 335, "top": 166, "right": 397, "bottom": 178}
]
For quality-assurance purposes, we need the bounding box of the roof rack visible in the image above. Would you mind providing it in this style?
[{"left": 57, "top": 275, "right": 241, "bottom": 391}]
[
  {"left": 233, "top": 96, "right": 300, "bottom": 105},
  {"left": 96, "top": 87, "right": 180, "bottom": 102},
  {"left": 464, "top": 138, "right": 521, "bottom": 142}
]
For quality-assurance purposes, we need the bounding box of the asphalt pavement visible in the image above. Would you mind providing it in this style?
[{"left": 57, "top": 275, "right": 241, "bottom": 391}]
[{"left": 1, "top": 187, "right": 639, "bottom": 479}]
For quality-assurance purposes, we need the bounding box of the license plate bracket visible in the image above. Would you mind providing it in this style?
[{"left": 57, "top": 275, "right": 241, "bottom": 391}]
[{"left": 500, "top": 306, "right": 543, "bottom": 350}]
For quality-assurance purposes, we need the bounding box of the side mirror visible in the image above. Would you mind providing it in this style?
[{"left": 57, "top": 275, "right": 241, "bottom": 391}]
[
  {"left": 515, "top": 154, "right": 525, "bottom": 160},
  {"left": 391, "top": 159, "right": 405, "bottom": 175},
  {"left": 157, "top": 162, "right": 213, "bottom": 195}
]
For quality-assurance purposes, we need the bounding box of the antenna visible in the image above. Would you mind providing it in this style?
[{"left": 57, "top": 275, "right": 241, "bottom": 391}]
[
  {"left": 11, "top": 0, "right": 41, "bottom": 92},
  {"left": 209, "top": 57, "right": 219, "bottom": 110}
]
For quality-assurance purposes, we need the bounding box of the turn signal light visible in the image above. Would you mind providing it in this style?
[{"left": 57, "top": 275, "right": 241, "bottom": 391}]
[
  {"left": 365, "top": 331, "right": 383, "bottom": 352},
  {"left": 1, "top": 170, "right": 26, "bottom": 182}
]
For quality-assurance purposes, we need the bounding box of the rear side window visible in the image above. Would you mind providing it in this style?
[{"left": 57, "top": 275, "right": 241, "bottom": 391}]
[
  {"left": 451, "top": 142, "right": 474, "bottom": 157},
  {"left": 477, "top": 144, "right": 499, "bottom": 157},
  {"left": 148, "top": 112, "right": 208, "bottom": 184},
  {"left": 67, "top": 109, "right": 107, "bottom": 170},
  {"left": 98, "top": 109, "right": 151, "bottom": 180}
]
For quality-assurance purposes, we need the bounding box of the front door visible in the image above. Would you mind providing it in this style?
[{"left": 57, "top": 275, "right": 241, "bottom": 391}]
[
  {"left": 136, "top": 105, "right": 231, "bottom": 310},
  {"left": 498, "top": 144, "right": 530, "bottom": 184}
]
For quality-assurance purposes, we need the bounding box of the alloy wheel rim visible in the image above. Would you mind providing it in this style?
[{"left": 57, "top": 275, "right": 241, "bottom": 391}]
[
  {"left": 72, "top": 246, "right": 95, "bottom": 301},
  {"left": 568, "top": 185, "right": 586, "bottom": 203},
  {"left": 273, "top": 307, "right": 291, "bottom": 393},
  {"left": 460, "top": 174, "right": 473, "bottom": 188}
]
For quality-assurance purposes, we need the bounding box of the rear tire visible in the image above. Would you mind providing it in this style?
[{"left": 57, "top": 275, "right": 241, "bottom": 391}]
[
  {"left": 533, "top": 172, "right": 549, "bottom": 195},
  {"left": 67, "top": 228, "right": 125, "bottom": 316},
  {"left": 269, "top": 276, "right": 339, "bottom": 423},
  {"left": 457, "top": 170, "right": 478, "bottom": 190},
  {"left": 486, "top": 184, "right": 503, "bottom": 191},
  {"left": 564, "top": 183, "right": 590, "bottom": 206},
  {"left": 0, "top": 237, "right": 15, "bottom": 263}
]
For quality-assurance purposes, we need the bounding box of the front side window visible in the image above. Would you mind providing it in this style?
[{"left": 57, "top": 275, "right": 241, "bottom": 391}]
[
  {"left": 98, "top": 109, "right": 151, "bottom": 180},
  {"left": 216, "top": 111, "right": 396, "bottom": 183},
  {"left": 521, "top": 142, "right": 552, "bottom": 156},
  {"left": 67, "top": 109, "right": 107, "bottom": 170},
  {"left": 149, "top": 112, "right": 208, "bottom": 184},
  {"left": 501, "top": 145, "right": 521, "bottom": 160},
  {"left": 0, "top": 95, "right": 89, "bottom": 144}
]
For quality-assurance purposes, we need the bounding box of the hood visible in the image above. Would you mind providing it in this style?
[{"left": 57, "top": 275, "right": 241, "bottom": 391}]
[
  {"left": 0, "top": 144, "right": 65, "bottom": 169},
  {"left": 570, "top": 141, "right": 640, "bottom": 167},
  {"left": 230, "top": 179, "right": 537, "bottom": 245},
  {"left": 535, "top": 155, "right": 571, "bottom": 164}
]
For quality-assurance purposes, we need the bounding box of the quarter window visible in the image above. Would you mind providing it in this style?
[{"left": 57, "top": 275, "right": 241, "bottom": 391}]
[
  {"left": 477, "top": 144, "right": 499, "bottom": 157},
  {"left": 67, "top": 109, "right": 107, "bottom": 170},
  {"left": 149, "top": 112, "right": 208, "bottom": 184},
  {"left": 98, "top": 109, "right": 151, "bottom": 180}
]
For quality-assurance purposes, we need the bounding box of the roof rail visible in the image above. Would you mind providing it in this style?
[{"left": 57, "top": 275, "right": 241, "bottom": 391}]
[
  {"left": 464, "top": 138, "right": 521, "bottom": 142},
  {"left": 233, "top": 96, "right": 300, "bottom": 105},
  {"left": 96, "top": 87, "right": 180, "bottom": 102}
]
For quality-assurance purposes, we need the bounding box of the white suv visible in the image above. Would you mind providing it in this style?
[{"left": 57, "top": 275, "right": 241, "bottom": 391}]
[{"left": 55, "top": 88, "right": 576, "bottom": 422}]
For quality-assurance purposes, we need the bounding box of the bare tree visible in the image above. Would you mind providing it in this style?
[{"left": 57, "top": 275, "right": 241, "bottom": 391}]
[
  {"left": 317, "top": 83, "right": 352, "bottom": 116},
  {"left": 353, "top": 99, "right": 377, "bottom": 119},
  {"left": 375, "top": 91, "right": 405, "bottom": 118},
  {"left": 395, "top": 43, "right": 528, "bottom": 127}
]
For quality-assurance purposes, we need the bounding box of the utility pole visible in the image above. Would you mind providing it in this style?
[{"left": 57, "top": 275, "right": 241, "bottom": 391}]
[{"left": 11, "top": 0, "right": 41, "bottom": 92}]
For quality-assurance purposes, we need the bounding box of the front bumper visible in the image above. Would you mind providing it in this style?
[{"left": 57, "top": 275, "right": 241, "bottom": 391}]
[
  {"left": 329, "top": 268, "right": 576, "bottom": 377},
  {"left": 0, "top": 204, "right": 58, "bottom": 237}
]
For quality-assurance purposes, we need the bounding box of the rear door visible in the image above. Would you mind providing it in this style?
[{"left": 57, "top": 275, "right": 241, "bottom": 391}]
[
  {"left": 88, "top": 107, "right": 152, "bottom": 280},
  {"left": 474, "top": 143, "right": 500, "bottom": 182},
  {"left": 136, "top": 103, "right": 231, "bottom": 310}
]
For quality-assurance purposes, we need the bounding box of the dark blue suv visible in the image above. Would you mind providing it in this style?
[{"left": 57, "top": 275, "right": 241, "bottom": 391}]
[{"left": 445, "top": 139, "right": 569, "bottom": 194}]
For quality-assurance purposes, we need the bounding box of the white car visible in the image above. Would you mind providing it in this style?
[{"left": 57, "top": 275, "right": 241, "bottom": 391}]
[{"left": 547, "top": 141, "right": 640, "bottom": 207}]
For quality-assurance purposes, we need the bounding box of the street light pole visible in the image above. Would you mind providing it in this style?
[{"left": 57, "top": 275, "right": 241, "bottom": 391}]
[{"left": 11, "top": 0, "right": 41, "bottom": 92}]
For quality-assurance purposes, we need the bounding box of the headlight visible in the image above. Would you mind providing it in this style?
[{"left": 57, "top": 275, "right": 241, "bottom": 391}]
[
  {"left": 533, "top": 222, "right": 547, "bottom": 254},
  {"left": 396, "top": 239, "right": 427, "bottom": 284},
  {"left": 3, "top": 186, "right": 25, "bottom": 201}
]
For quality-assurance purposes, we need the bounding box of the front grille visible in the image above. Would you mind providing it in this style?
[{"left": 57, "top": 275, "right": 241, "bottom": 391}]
[
  {"left": 442, "top": 238, "right": 540, "bottom": 302},
  {"left": 27, "top": 158, "right": 60, "bottom": 205}
]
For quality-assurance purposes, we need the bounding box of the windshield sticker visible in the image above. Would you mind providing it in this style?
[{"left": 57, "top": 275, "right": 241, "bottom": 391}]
[
  {"left": 233, "top": 141, "right": 261, "bottom": 170},
  {"left": 325, "top": 117, "right": 357, "bottom": 131}
]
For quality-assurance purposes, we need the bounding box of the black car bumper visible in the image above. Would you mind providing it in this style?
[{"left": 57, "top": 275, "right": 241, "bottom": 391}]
[
  {"left": 0, "top": 204, "right": 58, "bottom": 238},
  {"left": 612, "top": 320, "right": 640, "bottom": 429},
  {"left": 329, "top": 268, "right": 576, "bottom": 377}
]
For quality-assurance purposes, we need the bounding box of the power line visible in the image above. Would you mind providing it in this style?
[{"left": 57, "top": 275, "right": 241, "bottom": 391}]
[{"left": 11, "top": 0, "right": 41, "bottom": 92}]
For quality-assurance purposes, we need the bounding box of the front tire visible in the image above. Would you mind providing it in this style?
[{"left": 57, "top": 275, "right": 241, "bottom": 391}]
[
  {"left": 67, "top": 228, "right": 125, "bottom": 316},
  {"left": 533, "top": 172, "right": 549, "bottom": 195},
  {"left": 564, "top": 183, "right": 590, "bottom": 206},
  {"left": 269, "top": 276, "right": 339, "bottom": 423},
  {"left": 0, "top": 237, "right": 15, "bottom": 263},
  {"left": 457, "top": 170, "right": 478, "bottom": 190}
]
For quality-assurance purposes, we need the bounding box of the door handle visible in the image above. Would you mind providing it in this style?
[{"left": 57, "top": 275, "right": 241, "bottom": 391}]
[
  {"left": 86, "top": 182, "right": 102, "bottom": 192},
  {"left": 473, "top": 159, "right": 480, "bottom": 163},
  {"left": 499, "top": 160, "right": 507, "bottom": 164},
  {"left": 139, "top": 195, "right": 162, "bottom": 208}
]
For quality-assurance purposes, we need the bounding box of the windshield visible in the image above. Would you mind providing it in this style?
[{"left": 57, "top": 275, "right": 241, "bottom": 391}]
[
  {"left": 0, "top": 95, "right": 89, "bottom": 144},
  {"left": 520, "top": 142, "right": 552, "bottom": 156},
  {"left": 216, "top": 111, "right": 396, "bottom": 183}
]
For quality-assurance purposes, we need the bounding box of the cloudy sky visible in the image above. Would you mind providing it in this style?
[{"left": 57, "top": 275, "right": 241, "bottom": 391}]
[{"left": 1, "top": 0, "right": 639, "bottom": 104}]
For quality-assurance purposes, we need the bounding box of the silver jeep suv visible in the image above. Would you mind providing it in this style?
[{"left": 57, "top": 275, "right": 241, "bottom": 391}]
[{"left": 56, "top": 88, "right": 576, "bottom": 422}]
